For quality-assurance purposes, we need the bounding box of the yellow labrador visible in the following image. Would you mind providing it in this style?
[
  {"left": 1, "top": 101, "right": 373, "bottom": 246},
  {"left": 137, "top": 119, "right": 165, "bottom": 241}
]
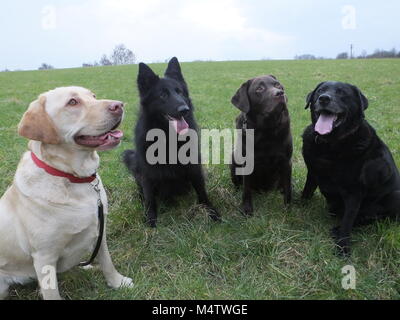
[{"left": 0, "top": 87, "right": 132, "bottom": 300}]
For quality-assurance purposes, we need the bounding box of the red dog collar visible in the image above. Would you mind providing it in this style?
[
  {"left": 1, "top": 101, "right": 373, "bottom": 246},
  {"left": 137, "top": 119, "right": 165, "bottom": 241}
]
[{"left": 31, "top": 152, "right": 97, "bottom": 184}]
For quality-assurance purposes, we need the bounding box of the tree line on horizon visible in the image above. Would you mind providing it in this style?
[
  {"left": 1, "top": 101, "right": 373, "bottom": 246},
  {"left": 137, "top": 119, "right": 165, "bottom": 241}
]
[
  {"left": 295, "top": 48, "right": 400, "bottom": 60},
  {"left": 2, "top": 46, "right": 400, "bottom": 72},
  {"left": 32, "top": 44, "right": 136, "bottom": 71},
  {"left": 81, "top": 44, "right": 136, "bottom": 68}
]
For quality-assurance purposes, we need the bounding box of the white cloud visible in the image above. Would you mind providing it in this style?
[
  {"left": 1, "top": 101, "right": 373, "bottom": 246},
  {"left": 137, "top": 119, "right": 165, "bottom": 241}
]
[
  {"left": 99, "top": 0, "right": 162, "bottom": 17},
  {"left": 181, "top": 0, "right": 246, "bottom": 33},
  {"left": 2, "top": 0, "right": 399, "bottom": 70},
  {"left": 36, "top": 0, "right": 295, "bottom": 66},
  {"left": 178, "top": 0, "right": 294, "bottom": 57}
]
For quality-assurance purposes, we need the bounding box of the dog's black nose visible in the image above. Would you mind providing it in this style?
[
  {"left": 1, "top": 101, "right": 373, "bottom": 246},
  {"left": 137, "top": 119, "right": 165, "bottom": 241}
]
[
  {"left": 177, "top": 105, "right": 190, "bottom": 117},
  {"left": 275, "top": 90, "right": 284, "bottom": 97},
  {"left": 318, "top": 94, "right": 331, "bottom": 105}
]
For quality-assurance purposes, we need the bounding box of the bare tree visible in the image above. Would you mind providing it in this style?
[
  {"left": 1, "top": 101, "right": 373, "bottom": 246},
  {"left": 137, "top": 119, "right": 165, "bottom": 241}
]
[
  {"left": 368, "top": 49, "right": 397, "bottom": 59},
  {"left": 111, "top": 44, "right": 136, "bottom": 65},
  {"left": 358, "top": 50, "right": 368, "bottom": 59},
  {"left": 38, "top": 63, "right": 54, "bottom": 70},
  {"left": 100, "top": 54, "right": 113, "bottom": 66}
]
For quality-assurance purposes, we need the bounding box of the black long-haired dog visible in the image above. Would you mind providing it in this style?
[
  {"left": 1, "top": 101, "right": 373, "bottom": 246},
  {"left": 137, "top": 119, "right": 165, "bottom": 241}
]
[
  {"left": 123, "top": 57, "right": 220, "bottom": 227},
  {"left": 302, "top": 81, "right": 400, "bottom": 256}
]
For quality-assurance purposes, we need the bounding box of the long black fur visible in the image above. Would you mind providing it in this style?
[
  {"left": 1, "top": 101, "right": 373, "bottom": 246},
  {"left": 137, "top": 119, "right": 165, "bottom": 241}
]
[{"left": 123, "top": 57, "right": 220, "bottom": 227}]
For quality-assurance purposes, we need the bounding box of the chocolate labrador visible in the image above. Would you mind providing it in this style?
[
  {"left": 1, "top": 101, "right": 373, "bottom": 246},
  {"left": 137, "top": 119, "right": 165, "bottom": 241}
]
[
  {"left": 302, "top": 81, "right": 400, "bottom": 256},
  {"left": 230, "top": 75, "right": 293, "bottom": 216}
]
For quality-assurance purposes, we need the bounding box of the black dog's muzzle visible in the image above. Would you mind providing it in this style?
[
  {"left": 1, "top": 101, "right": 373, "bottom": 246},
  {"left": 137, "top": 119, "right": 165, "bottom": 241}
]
[{"left": 177, "top": 104, "right": 190, "bottom": 117}]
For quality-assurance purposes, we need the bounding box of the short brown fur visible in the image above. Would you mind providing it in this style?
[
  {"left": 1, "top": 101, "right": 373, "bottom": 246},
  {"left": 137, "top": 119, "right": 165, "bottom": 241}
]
[{"left": 230, "top": 75, "right": 293, "bottom": 216}]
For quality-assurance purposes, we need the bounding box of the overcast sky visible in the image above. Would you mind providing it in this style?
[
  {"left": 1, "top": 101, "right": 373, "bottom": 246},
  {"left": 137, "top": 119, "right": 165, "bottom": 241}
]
[{"left": 1, "top": 0, "right": 399, "bottom": 70}]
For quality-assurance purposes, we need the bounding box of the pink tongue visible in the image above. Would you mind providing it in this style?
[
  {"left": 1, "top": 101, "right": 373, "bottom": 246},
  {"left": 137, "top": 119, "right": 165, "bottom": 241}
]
[
  {"left": 171, "top": 118, "right": 189, "bottom": 135},
  {"left": 315, "top": 114, "right": 336, "bottom": 135},
  {"left": 98, "top": 130, "right": 123, "bottom": 140},
  {"left": 109, "top": 130, "right": 123, "bottom": 139}
]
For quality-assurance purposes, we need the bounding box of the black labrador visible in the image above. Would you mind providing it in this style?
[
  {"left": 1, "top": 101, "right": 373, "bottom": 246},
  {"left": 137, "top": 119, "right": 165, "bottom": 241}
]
[{"left": 302, "top": 81, "right": 400, "bottom": 256}]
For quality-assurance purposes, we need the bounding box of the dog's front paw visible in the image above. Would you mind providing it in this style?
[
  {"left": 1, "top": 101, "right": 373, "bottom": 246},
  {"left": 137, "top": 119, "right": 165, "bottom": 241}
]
[
  {"left": 283, "top": 188, "right": 293, "bottom": 206},
  {"left": 336, "top": 238, "right": 351, "bottom": 257},
  {"left": 208, "top": 207, "right": 222, "bottom": 222},
  {"left": 331, "top": 227, "right": 351, "bottom": 257},
  {"left": 119, "top": 276, "right": 134, "bottom": 288},
  {"left": 330, "top": 226, "right": 340, "bottom": 240},
  {"left": 107, "top": 273, "right": 134, "bottom": 289},
  {"left": 146, "top": 217, "right": 157, "bottom": 228},
  {"left": 241, "top": 202, "right": 254, "bottom": 217}
]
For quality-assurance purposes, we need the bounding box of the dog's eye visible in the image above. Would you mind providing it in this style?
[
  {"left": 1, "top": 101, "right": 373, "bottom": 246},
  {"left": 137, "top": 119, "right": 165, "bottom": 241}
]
[
  {"left": 68, "top": 99, "right": 79, "bottom": 106},
  {"left": 160, "top": 91, "right": 169, "bottom": 99},
  {"left": 256, "top": 86, "right": 265, "bottom": 93},
  {"left": 274, "top": 83, "right": 283, "bottom": 89}
]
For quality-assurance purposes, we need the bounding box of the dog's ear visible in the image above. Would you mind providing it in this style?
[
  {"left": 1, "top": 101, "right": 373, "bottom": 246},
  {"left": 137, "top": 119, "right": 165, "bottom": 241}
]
[
  {"left": 359, "top": 91, "right": 369, "bottom": 111},
  {"left": 231, "top": 80, "right": 252, "bottom": 113},
  {"left": 137, "top": 63, "right": 160, "bottom": 93},
  {"left": 165, "top": 57, "right": 185, "bottom": 83},
  {"left": 352, "top": 85, "right": 369, "bottom": 111},
  {"left": 305, "top": 82, "right": 326, "bottom": 109},
  {"left": 305, "top": 92, "right": 313, "bottom": 109},
  {"left": 18, "top": 95, "right": 61, "bottom": 144}
]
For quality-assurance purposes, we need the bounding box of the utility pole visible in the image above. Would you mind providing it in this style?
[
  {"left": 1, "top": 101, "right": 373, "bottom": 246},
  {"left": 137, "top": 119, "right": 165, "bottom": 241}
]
[{"left": 350, "top": 44, "right": 353, "bottom": 59}]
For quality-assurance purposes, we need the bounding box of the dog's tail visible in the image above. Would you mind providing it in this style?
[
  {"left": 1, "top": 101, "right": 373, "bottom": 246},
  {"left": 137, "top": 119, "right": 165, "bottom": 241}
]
[{"left": 122, "top": 149, "right": 137, "bottom": 173}]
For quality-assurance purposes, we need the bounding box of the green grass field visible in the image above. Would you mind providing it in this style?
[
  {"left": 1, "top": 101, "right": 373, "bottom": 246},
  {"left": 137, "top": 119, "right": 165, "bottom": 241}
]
[{"left": 0, "top": 59, "right": 399, "bottom": 300}]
